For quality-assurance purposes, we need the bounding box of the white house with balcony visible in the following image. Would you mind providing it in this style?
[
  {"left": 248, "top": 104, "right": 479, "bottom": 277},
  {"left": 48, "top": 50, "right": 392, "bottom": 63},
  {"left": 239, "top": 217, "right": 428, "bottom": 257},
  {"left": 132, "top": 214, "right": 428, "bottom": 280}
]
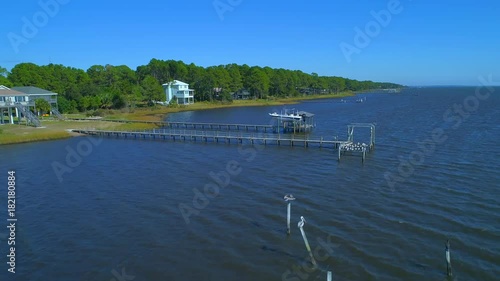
[{"left": 162, "top": 80, "right": 194, "bottom": 105}]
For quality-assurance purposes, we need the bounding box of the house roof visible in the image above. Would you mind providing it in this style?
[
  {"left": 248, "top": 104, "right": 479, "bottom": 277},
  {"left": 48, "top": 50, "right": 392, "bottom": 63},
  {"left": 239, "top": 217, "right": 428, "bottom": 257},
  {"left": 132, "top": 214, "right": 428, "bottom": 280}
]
[
  {"left": 162, "top": 80, "right": 189, "bottom": 86},
  {"left": 11, "top": 86, "right": 57, "bottom": 95},
  {"left": 0, "top": 87, "right": 27, "bottom": 96},
  {"left": 297, "top": 111, "right": 315, "bottom": 117}
]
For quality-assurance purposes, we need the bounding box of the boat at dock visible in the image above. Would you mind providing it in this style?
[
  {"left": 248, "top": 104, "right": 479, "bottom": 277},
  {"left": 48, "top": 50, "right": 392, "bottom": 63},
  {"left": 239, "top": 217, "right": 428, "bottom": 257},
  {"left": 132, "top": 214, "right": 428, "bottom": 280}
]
[
  {"left": 268, "top": 110, "right": 316, "bottom": 133},
  {"left": 268, "top": 111, "right": 302, "bottom": 120}
]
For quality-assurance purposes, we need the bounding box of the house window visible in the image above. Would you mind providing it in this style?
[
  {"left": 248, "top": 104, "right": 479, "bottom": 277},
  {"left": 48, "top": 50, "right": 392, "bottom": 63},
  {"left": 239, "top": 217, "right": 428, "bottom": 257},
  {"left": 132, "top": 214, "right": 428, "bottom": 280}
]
[
  {"left": 0, "top": 97, "right": 5, "bottom": 102},
  {"left": 15, "top": 96, "right": 25, "bottom": 102}
]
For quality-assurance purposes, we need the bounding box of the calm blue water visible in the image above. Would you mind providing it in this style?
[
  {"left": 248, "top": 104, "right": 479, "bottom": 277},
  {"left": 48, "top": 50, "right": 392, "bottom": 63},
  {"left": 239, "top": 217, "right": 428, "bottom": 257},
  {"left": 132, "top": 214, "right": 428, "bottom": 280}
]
[{"left": 0, "top": 87, "right": 499, "bottom": 281}]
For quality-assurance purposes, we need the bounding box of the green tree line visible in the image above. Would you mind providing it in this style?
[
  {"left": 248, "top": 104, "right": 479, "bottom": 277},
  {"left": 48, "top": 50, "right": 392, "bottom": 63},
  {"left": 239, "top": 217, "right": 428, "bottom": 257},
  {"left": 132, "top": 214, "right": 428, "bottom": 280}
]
[{"left": 0, "top": 61, "right": 402, "bottom": 113}]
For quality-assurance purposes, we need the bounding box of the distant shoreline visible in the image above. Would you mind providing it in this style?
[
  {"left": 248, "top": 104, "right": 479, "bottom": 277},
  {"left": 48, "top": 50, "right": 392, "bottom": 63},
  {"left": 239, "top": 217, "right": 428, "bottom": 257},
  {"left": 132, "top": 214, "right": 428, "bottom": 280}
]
[{"left": 0, "top": 92, "right": 355, "bottom": 145}]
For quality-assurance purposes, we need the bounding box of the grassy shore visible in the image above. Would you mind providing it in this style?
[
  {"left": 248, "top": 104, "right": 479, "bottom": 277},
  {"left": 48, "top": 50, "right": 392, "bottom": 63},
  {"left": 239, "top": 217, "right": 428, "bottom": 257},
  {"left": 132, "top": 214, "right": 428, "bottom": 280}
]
[
  {"left": 0, "top": 120, "right": 158, "bottom": 145},
  {"left": 0, "top": 92, "right": 353, "bottom": 145}
]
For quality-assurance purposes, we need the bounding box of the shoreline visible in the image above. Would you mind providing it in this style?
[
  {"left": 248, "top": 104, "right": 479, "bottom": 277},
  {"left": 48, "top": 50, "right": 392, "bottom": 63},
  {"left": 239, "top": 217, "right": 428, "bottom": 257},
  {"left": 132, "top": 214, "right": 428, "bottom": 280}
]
[
  {"left": 0, "top": 92, "right": 355, "bottom": 145},
  {"left": 96, "top": 91, "right": 355, "bottom": 122}
]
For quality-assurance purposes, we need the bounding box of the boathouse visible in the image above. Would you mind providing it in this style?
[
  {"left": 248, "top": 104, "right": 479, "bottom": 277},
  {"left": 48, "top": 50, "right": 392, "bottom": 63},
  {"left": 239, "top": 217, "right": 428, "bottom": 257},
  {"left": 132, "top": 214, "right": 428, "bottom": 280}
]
[{"left": 269, "top": 110, "right": 316, "bottom": 133}]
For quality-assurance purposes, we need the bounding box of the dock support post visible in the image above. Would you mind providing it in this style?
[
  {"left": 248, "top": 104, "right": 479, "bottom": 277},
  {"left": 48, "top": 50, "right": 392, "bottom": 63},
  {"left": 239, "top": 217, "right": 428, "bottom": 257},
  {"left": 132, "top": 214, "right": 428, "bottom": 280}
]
[
  {"left": 327, "top": 271, "right": 332, "bottom": 281},
  {"left": 284, "top": 194, "right": 295, "bottom": 235},
  {"left": 446, "top": 239, "right": 452, "bottom": 277},
  {"left": 298, "top": 216, "right": 317, "bottom": 267},
  {"left": 8, "top": 108, "right": 13, "bottom": 124}
]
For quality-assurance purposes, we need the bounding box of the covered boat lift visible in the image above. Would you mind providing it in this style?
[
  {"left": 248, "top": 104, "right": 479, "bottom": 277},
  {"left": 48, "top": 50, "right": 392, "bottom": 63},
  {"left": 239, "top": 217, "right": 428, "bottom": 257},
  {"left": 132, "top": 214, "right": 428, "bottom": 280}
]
[{"left": 270, "top": 110, "right": 315, "bottom": 133}]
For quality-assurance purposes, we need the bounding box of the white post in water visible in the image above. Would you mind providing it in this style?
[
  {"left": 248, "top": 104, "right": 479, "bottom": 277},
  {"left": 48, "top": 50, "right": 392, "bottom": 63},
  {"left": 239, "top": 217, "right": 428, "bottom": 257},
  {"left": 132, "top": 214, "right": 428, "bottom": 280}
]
[
  {"left": 446, "top": 239, "right": 452, "bottom": 277},
  {"left": 327, "top": 271, "right": 332, "bottom": 281},
  {"left": 284, "top": 194, "right": 296, "bottom": 235},
  {"left": 298, "top": 216, "right": 317, "bottom": 267}
]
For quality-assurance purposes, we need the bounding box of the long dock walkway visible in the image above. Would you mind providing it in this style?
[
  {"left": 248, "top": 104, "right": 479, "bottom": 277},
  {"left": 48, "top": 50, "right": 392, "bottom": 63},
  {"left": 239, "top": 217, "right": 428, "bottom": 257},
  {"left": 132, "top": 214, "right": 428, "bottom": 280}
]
[
  {"left": 72, "top": 128, "right": 349, "bottom": 149},
  {"left": 71, "top": 122, "right": 376, "bottom": 161},
  {"left": 67, "top": 118, "right": 274, "bottom": 132}
]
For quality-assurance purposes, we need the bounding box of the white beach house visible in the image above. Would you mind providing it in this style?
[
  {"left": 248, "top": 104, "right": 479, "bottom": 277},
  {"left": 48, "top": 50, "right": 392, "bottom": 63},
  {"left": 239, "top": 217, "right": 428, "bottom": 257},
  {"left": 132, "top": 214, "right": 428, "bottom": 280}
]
[{"left": 162, "top": 80, "right": 195, "bottom": 105}]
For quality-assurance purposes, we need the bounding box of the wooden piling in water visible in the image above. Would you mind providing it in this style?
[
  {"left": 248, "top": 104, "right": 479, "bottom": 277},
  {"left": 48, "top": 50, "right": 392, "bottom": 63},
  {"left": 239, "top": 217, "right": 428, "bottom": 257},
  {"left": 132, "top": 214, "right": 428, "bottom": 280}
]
[
  {"left": 298, "top": 216, "right": 317, "bottom": 267},
  {"left": 284, "top": 194, "right": 295, "bottom": 235},
  {"left": 446, "top": 239, "right": 452, "bottom": 277}
]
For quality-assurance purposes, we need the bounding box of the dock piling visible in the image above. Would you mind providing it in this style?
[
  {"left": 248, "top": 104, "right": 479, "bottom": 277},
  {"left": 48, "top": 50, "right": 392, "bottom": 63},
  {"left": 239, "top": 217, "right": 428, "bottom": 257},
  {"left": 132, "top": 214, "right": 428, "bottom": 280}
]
[
  {"left": 284, "top": 194, "right": 296, "bottom": 235},
  {"left": 446, "top": 239, "right": 452, "bottom": 277},
  {"left": 298, "top": 216, "right": 317, "bottom": 267}
]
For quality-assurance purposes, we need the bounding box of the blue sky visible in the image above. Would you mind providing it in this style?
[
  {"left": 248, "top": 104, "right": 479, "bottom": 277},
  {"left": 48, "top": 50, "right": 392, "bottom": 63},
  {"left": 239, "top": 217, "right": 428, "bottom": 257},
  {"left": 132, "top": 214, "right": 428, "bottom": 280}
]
[{"left": 1, "top": 0, "right": 499, "bottom": 86}]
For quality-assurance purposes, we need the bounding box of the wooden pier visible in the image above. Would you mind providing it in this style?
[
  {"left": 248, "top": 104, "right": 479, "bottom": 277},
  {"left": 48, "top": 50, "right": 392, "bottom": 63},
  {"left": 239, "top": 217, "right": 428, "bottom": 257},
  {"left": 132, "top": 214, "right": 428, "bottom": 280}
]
[
  {"left": 67, "top": 118, "right": 274, "bottom": 132},
  {"left": 72, "top": 128, "right": 349, "bottom": 149},
  {"left": 71, "top": 122, "right": 376, "bottom": 162},
  {"left": 164, "top": 122, "right": 274, "bottom": 132}
]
